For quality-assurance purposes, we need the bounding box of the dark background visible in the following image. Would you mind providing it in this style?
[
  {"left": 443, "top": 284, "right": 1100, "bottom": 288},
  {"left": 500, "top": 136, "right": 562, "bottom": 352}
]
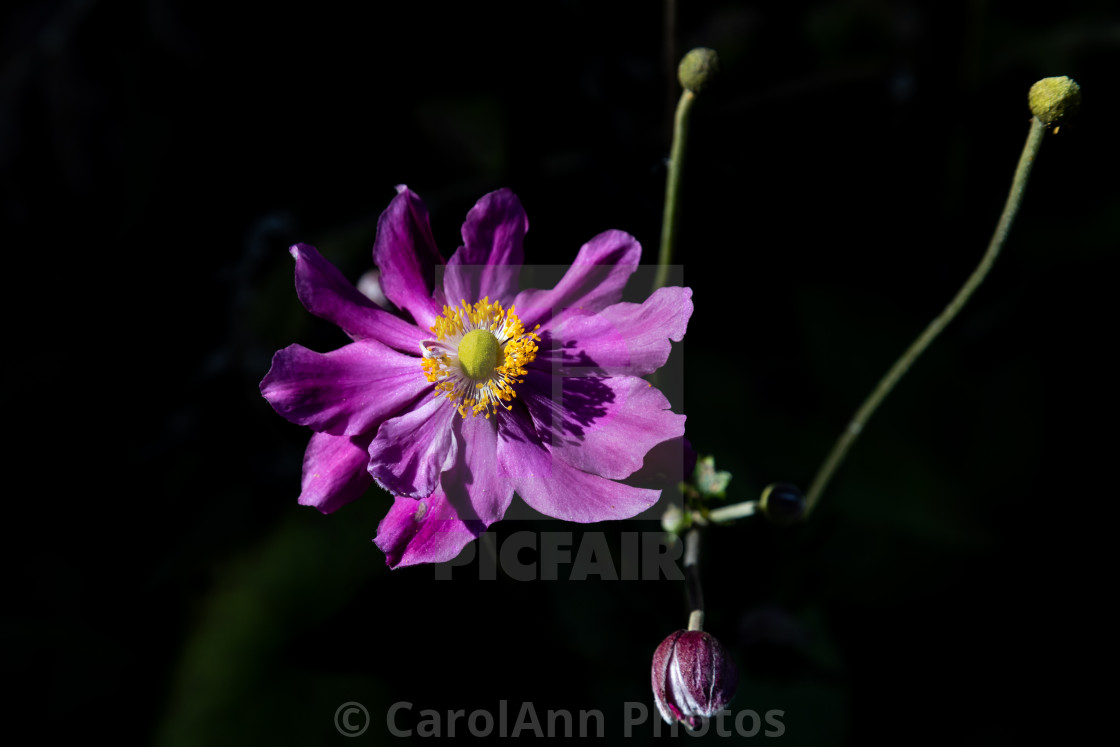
[{"left": 6, "top": 0, "right": 1117, "bottom": 743}]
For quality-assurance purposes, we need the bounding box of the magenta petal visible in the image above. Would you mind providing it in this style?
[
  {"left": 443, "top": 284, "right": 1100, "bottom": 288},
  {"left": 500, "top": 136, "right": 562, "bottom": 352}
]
[
  {"left": 443, "top": 189, "right": 527, "bottom": 306},
  {"left": 373, "top": 186, "right": 444, "bottom": 329},
  {"left": 497, "top": 407, "right": 660, "bottom": 522},
  {"left": 298, "top": 431, "right": 374, "bottom": 513},
  {"left": 374, "top": 493, "right": 486, "bottom": 568},
  {"left": 520, "top": 372, "right": 686, "bottom": 480},
  {"left": 260, "top": 340, "right": 429, "bottom": 436},
  {"left": 442, "top": 413, "right": 514, "bottom": 524},
  {"left": 536, "top": 286, "right": 693, "bottom": 377},
  {"left": 367, "top": 395, "right": 457, "bottom": 498},
  {"left": 290, "top": 243, "right": 422, "bottom": 353},
  {"left": 512, "top": 229, "right": 641, "bottom": 332}
]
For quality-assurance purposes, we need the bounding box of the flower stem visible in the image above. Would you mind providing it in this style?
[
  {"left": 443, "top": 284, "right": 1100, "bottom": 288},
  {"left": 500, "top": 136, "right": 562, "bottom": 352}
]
[
  {"left": 683, "top": 527, "right": 704, "bottom": 631},
  {"left": 707, "top": 500, "right": 758, "bottom": 523},
  {"left": 653, "top": 90, "right": 696, "bottom": 292},
  {"left": 802, "top": 115, "right": 1049, "bottom": 519}
]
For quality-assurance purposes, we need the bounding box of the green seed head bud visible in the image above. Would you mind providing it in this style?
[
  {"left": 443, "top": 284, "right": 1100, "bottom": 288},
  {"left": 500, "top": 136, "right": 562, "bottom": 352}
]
[
  {"left": 678, "top": 47, "right": 720, "bottom": 94},
  {"left": 458, "top": 329, "right": 500, "bottom": 380},
  {"left": 1029, "top": 76, "right": 1081, "bottom": 128}
]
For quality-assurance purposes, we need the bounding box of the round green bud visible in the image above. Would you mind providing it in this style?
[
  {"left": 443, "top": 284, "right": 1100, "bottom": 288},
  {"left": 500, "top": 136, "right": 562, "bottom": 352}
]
[
  {"left": 1028, "top": 76, "right": 1081, "bottom": 128},
  {"left": 458, "top": 329, "right": 500, "bottom": 380},
  {"left": 678, "top": 47, "right": 720, "bottom": 94}
]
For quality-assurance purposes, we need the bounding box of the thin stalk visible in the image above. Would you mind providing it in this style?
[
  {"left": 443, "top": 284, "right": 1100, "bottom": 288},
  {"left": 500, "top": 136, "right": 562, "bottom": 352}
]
[
  {"left": 706, "top": 500, "right": 759, "bottom": 523},
  {"left": 683, "top": 527, "right": 704, "bottom": 631},
  {"left": 653, "top": 90, "right": 696, "bottom": 292},
  {"left": 803, "top": 116, "right": 1048, "bottom": 518}
]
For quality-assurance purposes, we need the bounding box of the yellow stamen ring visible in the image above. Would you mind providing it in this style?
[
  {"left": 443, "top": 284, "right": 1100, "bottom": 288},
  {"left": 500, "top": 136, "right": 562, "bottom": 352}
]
[{"left": 420, "top": 297, "right": 540, "bottom": 419}]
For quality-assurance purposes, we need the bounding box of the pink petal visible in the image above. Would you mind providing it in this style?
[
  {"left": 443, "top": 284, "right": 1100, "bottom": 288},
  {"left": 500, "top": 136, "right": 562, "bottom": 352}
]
[
  {"left": 290, "top": 243, "right": 422, "bottom": 353},
  {"left": 512, "top": 229, "right": 641, "bottom": 332},
  {"left": 260, "top": 340, "right": 429, "bottom": 436},
  {"left": 373, "top": 186, "right": 444, "bottom": 329},
  {"left": 374, "top": 493, "right": 486, "bottom": 569},
  {"left": 297, "top": 431, "right": 374, "bottom": 513},
  {"left": 534, "top": 286, "right": 693, "bottom": 377},
  {"left": 367, "top": 395, "right": 457, "bottom": 498},
  {"left": 442, "top": 188, "right": 527, "bottom": 307},
  {"left": 441, "top": 412, "right": 515, "bottom": 525},
  {"left": 520, "top": 372, "right": 686, "bottom": 480},
  {"left": 496, "top": 407, "right": 660, "bottom": 522}
]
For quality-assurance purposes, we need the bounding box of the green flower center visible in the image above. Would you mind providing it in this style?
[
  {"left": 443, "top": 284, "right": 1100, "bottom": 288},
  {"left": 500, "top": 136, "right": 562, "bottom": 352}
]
[
  {"left": 457, "top": 328, "right": 501, "bottom": 380},
  {"left": 421, "top": 297, "right": 540, "bottom": 419}
]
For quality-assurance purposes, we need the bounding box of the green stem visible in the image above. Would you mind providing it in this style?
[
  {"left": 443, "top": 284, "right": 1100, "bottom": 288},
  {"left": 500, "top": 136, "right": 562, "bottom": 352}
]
[
  {"left": 802, "top": 116, "right": 1048, "bottom": 518},
  {"left": 706, "top": 500, "right": 758, "bottom": 523},
  {"left": 653, "top": 90, "right": 696, "bottom": 292},
  {"left": 683, "top": 527, "right": 704, "bottom": 631}
]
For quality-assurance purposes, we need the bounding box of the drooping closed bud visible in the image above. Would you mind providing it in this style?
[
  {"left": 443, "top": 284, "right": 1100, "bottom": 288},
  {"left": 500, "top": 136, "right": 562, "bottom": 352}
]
[
  {"left": 651, "top": 630, "right": 738, "bottom": 728},
  {"left": 1028, "top": 76, "right": 1081, "bottom": 128},
  {"left": 678, "top": 47, "right": 720, "bottom": 94}
]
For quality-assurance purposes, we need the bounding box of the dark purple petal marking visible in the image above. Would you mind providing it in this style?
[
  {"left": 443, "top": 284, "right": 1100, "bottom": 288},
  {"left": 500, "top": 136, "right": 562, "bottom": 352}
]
[
  {"left": 520, "top": 372, "right": 685, "bottom": 480},
  {"left": 496, "top": 405, "right": 660, "bottom": 522}
]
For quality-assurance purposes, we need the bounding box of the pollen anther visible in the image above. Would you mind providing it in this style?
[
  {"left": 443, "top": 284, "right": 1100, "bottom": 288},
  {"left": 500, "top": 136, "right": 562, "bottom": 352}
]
[{"left": 421, "top": 297, "right": 540, "bottom": 418}]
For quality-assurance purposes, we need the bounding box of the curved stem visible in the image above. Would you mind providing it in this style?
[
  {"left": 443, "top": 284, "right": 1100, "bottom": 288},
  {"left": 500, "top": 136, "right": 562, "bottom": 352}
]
[
  {"left": 803, "top": 116, "right": 1048, "bottom": 518},
  {"left": 653, "top": 90, "right": 696, "bottom": 292}
]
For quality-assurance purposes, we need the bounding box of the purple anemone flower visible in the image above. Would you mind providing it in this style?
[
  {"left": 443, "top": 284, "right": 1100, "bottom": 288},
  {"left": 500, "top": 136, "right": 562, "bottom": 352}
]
[{"left": 261, "top": 186, "right": 692, "bottom": 567}]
